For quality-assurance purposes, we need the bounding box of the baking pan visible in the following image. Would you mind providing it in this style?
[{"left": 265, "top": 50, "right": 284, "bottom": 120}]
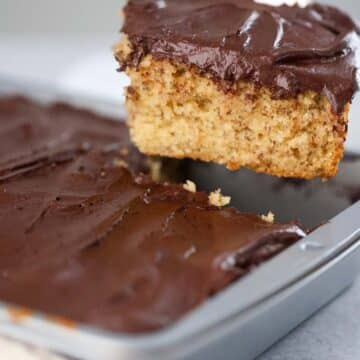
[{"left": 0, "top": 78, "right": 359, "bottom": 360}]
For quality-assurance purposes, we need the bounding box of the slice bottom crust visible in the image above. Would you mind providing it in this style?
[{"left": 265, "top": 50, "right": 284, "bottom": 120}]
[{"left": 118, "top": 46, "right": 349, "bottom": 179}]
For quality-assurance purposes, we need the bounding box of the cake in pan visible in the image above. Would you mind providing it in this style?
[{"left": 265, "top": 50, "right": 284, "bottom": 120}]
[
  {"left": 115, "top": 0, "right": 359, "bottom": 179},
  {"left": 0, "top": 97, "right": 305, "bottom": 333}
]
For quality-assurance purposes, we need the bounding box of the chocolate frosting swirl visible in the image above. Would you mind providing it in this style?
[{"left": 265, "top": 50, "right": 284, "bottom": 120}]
[{"left": 120, "top": 0, "right": 360, "bottom": 113}]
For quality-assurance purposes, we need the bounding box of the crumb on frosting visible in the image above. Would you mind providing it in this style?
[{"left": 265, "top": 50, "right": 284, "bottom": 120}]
[
  {"left": 147, "top": 158, "right": 162, "bottom": 183},
  {"left": 261, "top": 212, "right": 275, "bottom": 224},
  {"left": 119, "top": 147, "right": 129, "bottom": 156},
  {"left": 113, "top": 158, "right": 129, "bottom": 169},
  {"left": 209, "top": 189, "right": 231, "bottom": 207},
  {"left": 183, "top": 180, "right": 197, "bottom": 193}
]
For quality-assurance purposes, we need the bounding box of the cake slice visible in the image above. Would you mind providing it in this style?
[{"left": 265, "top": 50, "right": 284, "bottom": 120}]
[{"left": 115, "top": 0, "right": 359, "bottom": 179}]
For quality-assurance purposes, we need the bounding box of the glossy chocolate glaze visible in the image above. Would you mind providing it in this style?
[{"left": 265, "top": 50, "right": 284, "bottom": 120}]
[
  {"left": 120, "top": 0, "right": 359, "bottom": 113},
  {"left": 0, "top": 97, "right": 146, "bottom": 180},
  {"left": 0, "top": 97, "right": 304, "bottom": 334}
]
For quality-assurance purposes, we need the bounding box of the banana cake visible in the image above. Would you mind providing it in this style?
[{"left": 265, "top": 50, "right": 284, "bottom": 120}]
[{"left": 115, "top": 0, "right": 359, "bottom": 179}]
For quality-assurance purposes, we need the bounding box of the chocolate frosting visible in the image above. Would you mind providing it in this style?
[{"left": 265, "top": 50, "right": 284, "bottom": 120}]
[
  {"left": 0, "top": 97, "right": 304, "bottom": 334},
  {"left": 0, "top": 97, "right": 146, "bottom": 180},
  {"left": 120, "top": 0, "right": 360, "bottom": 113}
]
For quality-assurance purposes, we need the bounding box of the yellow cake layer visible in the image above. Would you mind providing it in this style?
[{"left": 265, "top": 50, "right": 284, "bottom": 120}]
[{"left": 115, "top": 39, "right": 349, "bottom": 179}]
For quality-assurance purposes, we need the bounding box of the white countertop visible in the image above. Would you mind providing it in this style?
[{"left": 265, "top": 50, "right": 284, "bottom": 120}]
[{"left": 0, "top": 34, "right": 359, "bottom": 360}]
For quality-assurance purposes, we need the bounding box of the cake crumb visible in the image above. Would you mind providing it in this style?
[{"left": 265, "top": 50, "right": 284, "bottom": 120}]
[
  {"left": 119, "top": 147, "right": 129, "bottom": 156},
  {"left": 113, "top": 159, "right": 129, "bottom": 169},
  {"left": 147, "top": 158, "right": 162, "bottom": 182},
  {"left": 209, "top": 189, "right": 231, "bottom": 207},
  {"left": 261, "top": 212, "right": 275, "bottom": 224},
  {"left": 183, "top": 180, "right": 197, "bottom": 193}
]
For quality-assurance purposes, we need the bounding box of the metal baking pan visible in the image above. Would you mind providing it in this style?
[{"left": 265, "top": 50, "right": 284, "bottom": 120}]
[{"left": 0, "top": 78, "right": 359, "bottom": 360}]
